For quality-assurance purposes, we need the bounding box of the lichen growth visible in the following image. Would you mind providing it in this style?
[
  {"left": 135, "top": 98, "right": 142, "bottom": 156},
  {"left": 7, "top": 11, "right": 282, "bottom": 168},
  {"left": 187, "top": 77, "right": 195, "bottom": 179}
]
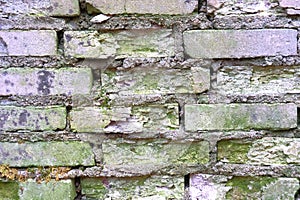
[
  {"left": 218, "top": 140, "right": 252, "bottom": 163},
  {"left": 226, "top": 177, "right": 276, "bottom": 200}
]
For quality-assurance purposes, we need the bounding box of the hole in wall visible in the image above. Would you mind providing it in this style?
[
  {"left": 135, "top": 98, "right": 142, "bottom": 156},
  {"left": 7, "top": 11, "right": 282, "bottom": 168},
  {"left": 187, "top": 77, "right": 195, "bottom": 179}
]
[{"left": 184, "top": 174, "right": 190, "bottom": 189}]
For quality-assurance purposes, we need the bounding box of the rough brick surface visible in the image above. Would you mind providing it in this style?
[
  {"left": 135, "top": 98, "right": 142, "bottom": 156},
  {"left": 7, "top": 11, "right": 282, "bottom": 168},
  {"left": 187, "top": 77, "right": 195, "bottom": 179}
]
[
  {"left": 102, "top": 67, "right": 210, "bottom": 95},
  {"left": 64, "top": 30, "right": 175, "bottom": 59},
  {"left": 102, "top": 139, "right": 209, "bottom": 174},
  {"left": 185, "top": 104, "right": 297, "bottom": 131},
  {"left": 86, "top": 0, "right": 198, "bottom": 14},
  {"left": 217, "top": 66, "right": 300, "bottom": 95},
  {"left": 218, "top": 137, "right": 300, "bottom": 165},
  {"left": 279, "top": 0, "right": 300, "bottom": 9},
  {"left": 0, "top": 142, "right": 94, "bottom": 167},
  {"left": 1, "top": 0, "right": 80, "bottom": 16},
  {"left": 20, "top": 180, "right": 76, "bottom": 200},
  {"left": 81, "top": 176, "right": 184, "bottom": 199},
  {"left": 0, "top": 31, "right": 57, "bottom": 56},
  {"left": 207, "top": 0, "right": 276, "bottom": 14},
  {"left": 183, "top": 29, "right": 297, "bottom": 58},
  {"left": 70, "top": 104, "right": 179, "bottom": 133},
  {"left": 0, "top": 68, "right": 93, "bottom": 96},
  {"left": 189, "top": 174, "right": 299, "bottom": 199},
  {"left": 0, "top": 106, "right": 66, "bottom": 131}
]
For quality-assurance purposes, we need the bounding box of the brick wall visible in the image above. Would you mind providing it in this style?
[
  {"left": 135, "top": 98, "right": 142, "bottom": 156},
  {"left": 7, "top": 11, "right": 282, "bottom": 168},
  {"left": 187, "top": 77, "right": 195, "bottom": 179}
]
[{"left": 0, "top": 0, "right": 300, "bottom": 199}]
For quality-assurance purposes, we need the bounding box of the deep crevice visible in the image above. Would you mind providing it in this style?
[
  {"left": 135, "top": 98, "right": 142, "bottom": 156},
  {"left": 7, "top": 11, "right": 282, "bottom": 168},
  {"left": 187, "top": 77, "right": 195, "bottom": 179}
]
[{"left": 74, "top": 177, "right": 83, "bottom": 200}]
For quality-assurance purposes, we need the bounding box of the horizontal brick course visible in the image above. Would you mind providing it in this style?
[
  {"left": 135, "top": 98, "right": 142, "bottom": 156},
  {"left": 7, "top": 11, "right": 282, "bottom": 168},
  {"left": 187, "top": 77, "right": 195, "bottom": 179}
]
[
  {"left": 0, "top": 68, "right": 93, "bottom": 96},
  {"left": 0, "top": 142, "right": 94, "bottom": 167},
  {"left": 86, "top": 0, "right": 198, "bottom": 14},
  {"left": 70, "top": 104, "right": 179, "bottom": 133},
  {"left": 184, "top": 104, "right": 297, "bottom": 131},
  {"left": 1, "top": 0, "right": 80, "bottom": 16},
  {"left": 81, "top": 176, "right": 184, "bottom": 199},
  {"left": 102, "top": 67, "right": 210, "bottom": 95},
  {"left": 218, "top": 137, "right": 300, "bottom": 165},
  {"left": 102, "top": 139, "right": 209, "bottom": 173},
  {"left": 0, "top": 31, "right": 57, "bottom": 56},
  {"left": 20, "top": 180, "right": 76, "bottom": 200},
  {"left": 183, "top": 29, "right": 297, "bottom": 59},
  {"left": 0, "top": 106, "right": 66, "bottom": 131},
  {"left": 217, "top": 66, "right": 300, "bottom": 95},
  {"left": 64, "top": 30, "right": 175, "bottom": 59}
]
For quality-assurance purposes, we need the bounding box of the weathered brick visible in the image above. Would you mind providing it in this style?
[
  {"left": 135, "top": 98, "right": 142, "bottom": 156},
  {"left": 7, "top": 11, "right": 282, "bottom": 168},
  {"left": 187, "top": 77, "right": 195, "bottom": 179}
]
[
  {"left": 64, "top": 30, "right": 175, "bottom": 59},
  {"left": 86, "top": 0, "right": 197, "bottom": 14},
  {"left": 217, "top": 66, "right": 300, "bottom": 95},
  {"left": 207, "top": 0, "right": 275, "bottom": 14},
  {"left": 0, "top": 68, "right": 93, "bottom": 96},
  {"left": 1, "top": 0, "right": 80, "bottom": 16},
  {"left": 218, "top": 137, "right": 300, "bottom": 165},
  {"left": 0, "top": 142, "right": 94, "bottom": 167},
  {"left": 0, "top": 30, "right": 57, "bottom": 56},
  {"left": 279, "top": 0, "right": 300, "bottom": 9},
  {"left": 0, "top": 181, "right": 19, "bottom": 200},
  {"left": 184, "top": 104, "right": 297, "bottom": 131},
  {"left": 81, "top": 176, "right": 184, "bottom": 199},
  {"left": 189, "top": 174, "right": 299, "bottom": 200},
  {"left": 183, "top": 29, "right": 297, "bottom": 59},
  {"left": 102, "top": 139, "right": 209, "bottom": 173},
  {"left": 0, "top": 106, "right": 66, "bottom": 131},
  {"left": 70, "top": 104, "right": 179, "bottom": 133},
  {"left": 20, "top": 179, "right": 76, "bottom": 200},
  {"left": 0, "top": 180, "right": 76, "bottom": 200},
  {"left": 102, "top": 67, "right": 210, "bottom": 95}
]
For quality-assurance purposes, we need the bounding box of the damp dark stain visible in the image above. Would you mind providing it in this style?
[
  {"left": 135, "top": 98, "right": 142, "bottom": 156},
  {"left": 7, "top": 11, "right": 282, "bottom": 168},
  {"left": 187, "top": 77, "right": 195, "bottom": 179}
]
[
  {"left": 69, "top": 9, "right": 73, "bottom": 14},
  {"left": 37, "top": 70, "right": 55, "bottom": 95},
  {"left": 65, "top": 34, "right": 72, "bottom": 42},
  {"left": 0, "top": 36, "right": 8, "bottom": 55},
  {"left": 18, "top": 110, "right": 29, "bottom": 126},
  {"left": 53, "top": 2, "right": 59, "bottom": 7},
  {"left": 2, "top": 71, "right": 8, "bottom": 76},
  {"left": 4, "top": 79, "right": 14, "bottom": 86},
  {"left": 0, "top": 112, "right": 9, "bottom": 129}
]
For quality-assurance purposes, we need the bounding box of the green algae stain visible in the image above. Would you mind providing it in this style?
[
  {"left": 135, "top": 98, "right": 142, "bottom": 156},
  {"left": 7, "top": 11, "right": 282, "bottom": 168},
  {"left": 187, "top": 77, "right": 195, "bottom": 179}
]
[
  {"left": 226, "top": 177, "right": 276, "bottom": 200},
  {"left": 218, "top": 140, "right": 252, "bottom": 163},
  {"left": 0, "top": 181, "right": 19, "bottom": 200}
]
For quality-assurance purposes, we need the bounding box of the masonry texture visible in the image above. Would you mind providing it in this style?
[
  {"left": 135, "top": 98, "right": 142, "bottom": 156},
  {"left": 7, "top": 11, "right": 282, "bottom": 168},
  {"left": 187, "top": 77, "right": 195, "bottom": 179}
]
[{"left": 1, "top": 0, "right": 300, "bottom": 199}]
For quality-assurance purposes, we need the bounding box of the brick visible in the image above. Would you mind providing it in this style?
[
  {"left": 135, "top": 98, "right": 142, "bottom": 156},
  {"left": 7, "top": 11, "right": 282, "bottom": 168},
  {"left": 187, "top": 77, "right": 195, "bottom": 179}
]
[
  {"left": 184, "top": 104, "right": 297, "bottom": 131},
  {"left": 20, "top": 179, "right": 76, "bottom": 200},
  {"left": 0, "top": 106, "right": 66, "bottom": 131},
  {"left": 287, "top": 9, "right": 300, "bottom": 15},
  {"left": 0, "top": 142, "right": 94, "bottom": 167},
  {"left": 183, "top": 29, "right": 297, "bottom": 59},
  {"left": 102, "top": 67, "right": 210, "bottom": 95},
  {"left": 64, "top": 30, "right": 174, "bottom": 59},
  {"left": 207, "top": 0, "right": 275, "bottom": 14},
  {"left": 81, "top": 176, "right": 184, "bottom": 199},
  {"left": 0, "top": 68, "right": 93, "bottom": 96},
  {"left": 1, "top": 0, "right": 80, "bottom": 17},
  {"left": 218, "top": 137, "right": 300, "bottom": 165},
  {"left": 189, "top": 174, "right": 299, "bottom": 200},
  {"left": 0, "top": 181, "right": 19, "bottom": 200},
  {"left": 102, "top": 139, "right": 209, "bottom": 173},
  {"left": 86, "top": 0, "right": 197, "bottom": 14},
  {"left": 217, "top": 66, "right": 300, "bottom": 95},
  {"left": 279, "top": 0, "right": 300, "bottom": 9},
  {"left": 0, "top": 30, "right": 57, "bottom": 56},
  {"left": 70, "top": 104, "right": 179, "bottom": 133}
]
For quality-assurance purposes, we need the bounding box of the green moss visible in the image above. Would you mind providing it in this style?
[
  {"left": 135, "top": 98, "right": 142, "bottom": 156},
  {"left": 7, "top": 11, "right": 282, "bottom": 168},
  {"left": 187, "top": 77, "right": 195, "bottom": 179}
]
[
  {"left": 142, "top": 74, "right": 158, "bottom": 90},
  {"left": 177, "top": 142, "right": 209, "bottom": 164},
  {"left": 226, "top": 177, "right": 276, "bottom": 200},
  {"left": 0, "top": 181, "right": 19, "bottom": 200},
  {"left": 217, "top": 140, "right": 252, "bottom": 163}
]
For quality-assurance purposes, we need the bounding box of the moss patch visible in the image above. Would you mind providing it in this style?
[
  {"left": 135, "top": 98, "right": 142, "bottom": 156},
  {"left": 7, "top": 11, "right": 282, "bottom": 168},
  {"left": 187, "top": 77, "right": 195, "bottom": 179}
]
[{"left": 218, "top": 140, "right": 252, "bottom": 163}]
